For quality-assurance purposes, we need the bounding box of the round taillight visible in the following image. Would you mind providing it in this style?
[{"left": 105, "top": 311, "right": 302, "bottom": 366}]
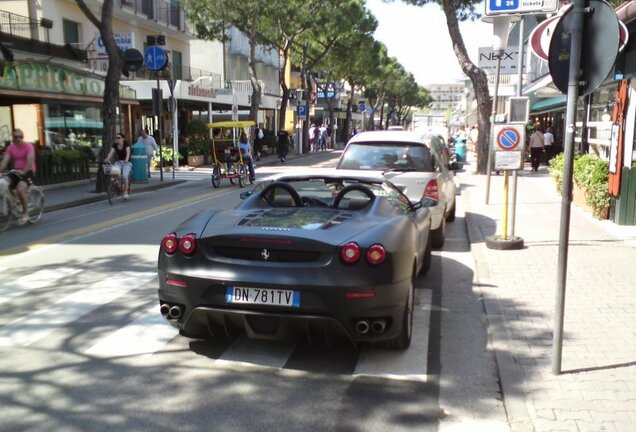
[
  {"left": 366, "top": 244, "right": 386, "bottom": 266},
  {"left": 340, "top": 242, "right": 361, "bottom": 264},
  {"left": 179, "top": 233, "right": 197, "bottom": 255},
  {"left": 161, "top": 233, "right": 177, "bottom": 254}
]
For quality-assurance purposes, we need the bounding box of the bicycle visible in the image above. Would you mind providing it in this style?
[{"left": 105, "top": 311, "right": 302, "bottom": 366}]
[
  {"left": 103, "top": 162, "right": 132, "bottom": 205},
  {"left": 0, "top": 170, "right": 44, "bottom": 231}
]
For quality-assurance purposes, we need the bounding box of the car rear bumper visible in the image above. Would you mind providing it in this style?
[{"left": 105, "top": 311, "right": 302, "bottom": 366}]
[{"left": 158, "top": 276, "right": 410, "bottom": 344}]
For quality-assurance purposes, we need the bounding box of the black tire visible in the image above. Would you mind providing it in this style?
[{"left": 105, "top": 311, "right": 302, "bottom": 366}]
[
  {"left": 237, "top": 164, "right": 247, "bottom": 188},
  {"left": 27, "top": 187, "right": 44, "bottom": 223},
  {"left": 446, "top": 201, "right": 456, "bottom": 222},
  {"left": 421, "top": 236, "right": 432, "bottom": 275},
  {"left": 431, "top": 217, "right": 445, "bottom": 248},
  {"left": 0, "top": 194, "right": 12, "bottom": 232},
  {"left": 106, "top": 176, "right": 114, "bottom": 205},
  {"left": 383, "top": 278, "right": 414, "bottom": 350},
  {"left": 211, "top": 165, "right": 221, "bottom": 188}
]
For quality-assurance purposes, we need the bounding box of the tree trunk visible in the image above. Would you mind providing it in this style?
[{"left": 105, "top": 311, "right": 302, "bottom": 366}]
[
  {"left": 278, "top": 43, "right": 291, "bottom": 128},
  {"left": 442, "top": 0, "right": 492, "bottom": 174},
  {"left": 247, "top": 27, "right": 261, "bottom": 125}
]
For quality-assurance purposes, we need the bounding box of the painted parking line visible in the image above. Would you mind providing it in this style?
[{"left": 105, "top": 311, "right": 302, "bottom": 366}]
[
  {"left": 0, "top": 267, "right": 81, "bottom": 306},
  {"left": 354, "top": 289, "right": 432, "bottom": 382},
  {"left": 84, "top": 304, "right": 177, "bottom": 358},
  {"left": 0, "top": 271, "right": 155, "bottom": 347}
]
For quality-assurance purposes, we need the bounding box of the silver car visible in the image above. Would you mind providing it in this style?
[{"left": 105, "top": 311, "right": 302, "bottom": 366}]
[{"left": 336, "top": 130, "right": 457, "bottom": 247}]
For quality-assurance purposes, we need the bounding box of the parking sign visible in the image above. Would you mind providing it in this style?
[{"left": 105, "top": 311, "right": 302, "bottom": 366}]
[{"left": 297, "top": 104, "right": 307, "bottom": 120}]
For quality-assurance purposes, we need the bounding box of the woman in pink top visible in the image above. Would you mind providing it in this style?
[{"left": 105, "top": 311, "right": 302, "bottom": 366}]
[{"left": 0, "top": 129, "right": 36, "bottom": 225}]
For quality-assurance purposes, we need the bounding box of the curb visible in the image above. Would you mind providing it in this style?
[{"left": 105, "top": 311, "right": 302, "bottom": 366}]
[
  {"left": 464, "top": 189, "right": 535, "bottom": 432},
  {"left": 44, "top": 179, "right": 187, "bottom": 213}
]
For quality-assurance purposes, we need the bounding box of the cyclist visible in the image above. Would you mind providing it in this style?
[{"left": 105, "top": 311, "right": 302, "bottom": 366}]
[
  {"left": 0, "top": 129, "right": 36, "bottom": 225},
  {"left": 107, "top": 133, "right": 131, "bottom": 200}
]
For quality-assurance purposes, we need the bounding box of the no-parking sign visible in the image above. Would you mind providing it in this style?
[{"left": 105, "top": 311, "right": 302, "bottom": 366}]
[{"left": 493, "top": 124, "right": 525, "bottom": 170}]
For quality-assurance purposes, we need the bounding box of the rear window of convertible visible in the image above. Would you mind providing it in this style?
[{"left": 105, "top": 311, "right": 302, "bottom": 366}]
[{"left": 337, "top": 142, "right": 434, "bottom": 172}]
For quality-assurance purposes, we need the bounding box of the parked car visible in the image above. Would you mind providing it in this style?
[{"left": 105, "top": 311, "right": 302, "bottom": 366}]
[
  {"left": 158, "top": 173, "right": 432, "bottom": 350},
  {"left": 336, "top": 130, "right": 457, "bottom": 248}
]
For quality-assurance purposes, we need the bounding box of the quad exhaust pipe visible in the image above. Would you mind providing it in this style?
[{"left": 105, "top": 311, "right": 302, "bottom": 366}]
[
  {"left": 169, "top": 305, "right": 182, "bottom": 320},
  {"left": 160, "top": 303, "right": 183, "bottom": 320},
  {"left": 160, "top": 303, "right": 170, "bottom": 318},
  {"left": 355, "top": 320, "right": 370, "bottom": 334},
  {"left": 371, "top": 319, "right": 386, "bottom": 334}
]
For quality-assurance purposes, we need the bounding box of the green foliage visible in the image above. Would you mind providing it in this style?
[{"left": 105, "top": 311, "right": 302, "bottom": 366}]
[
  {"left": 152, "top": 146, "right": 183, "bottom": 167},
  {"left": 549, "top": 153, "right": 610, "bottom": 219},
  {"left": 185, "top": 119, "right": 210, "bottom": 155},
  {"left": 548, "top": 152, "right": 565, "bottom": 192},
  {"left": 52, "top": 148, "right": 82, "bottom": 164}
]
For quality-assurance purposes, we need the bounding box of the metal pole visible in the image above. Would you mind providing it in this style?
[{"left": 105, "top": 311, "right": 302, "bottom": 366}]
[
  {"left": 511, "top": 18, "right": 525, "bottom": 236},
  {"left": 156, "top": 72, "right": 164, "bottom": 181},
  {"left": 485, "top": 53, "right": 503, "bottom": 204},
  {"left": 553, "top": 0, "right": 584, "bottom": 375}
]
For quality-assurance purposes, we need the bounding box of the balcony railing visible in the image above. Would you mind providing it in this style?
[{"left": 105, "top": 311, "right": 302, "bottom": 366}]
[
  {"left": 119, "top": 0, "right": 188, "bottom": 32},
  {"left": 0, "top": 10, "right": 50, "bottom": 43}
]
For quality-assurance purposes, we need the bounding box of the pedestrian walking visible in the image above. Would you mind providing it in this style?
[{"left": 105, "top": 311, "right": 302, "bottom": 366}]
[
  {"left": 253, "top": 125, "right": 265, "bottom": 161},
  {"left": 528, "top": 125, "right": 544, "bottom": 172},
  {"left": 138, "top": 128, "right": 158, "bottom": 177},
  {"left": 276, "top": 130, "right": 290, "bottom": 163},
  {"left": 543, "top": 126, "right": 554, "bottom": 164}
]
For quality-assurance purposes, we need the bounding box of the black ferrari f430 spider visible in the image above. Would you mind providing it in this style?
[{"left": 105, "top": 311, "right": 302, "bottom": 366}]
[{"left": 158, "top": 174, "right": 432, "bottom": 349}]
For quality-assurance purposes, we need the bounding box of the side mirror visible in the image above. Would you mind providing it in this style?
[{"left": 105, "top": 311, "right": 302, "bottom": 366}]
[{"left": 239, "top": 190, "right": 253, "bottom": 200}]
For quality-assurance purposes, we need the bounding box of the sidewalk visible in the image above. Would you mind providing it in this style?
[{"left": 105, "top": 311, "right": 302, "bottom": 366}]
[
  {"left": 41, "top": 150, "right": 313, "bottom": 212},
  {"left": 459, "top": 153, "right": 636, "bottom": 431}
]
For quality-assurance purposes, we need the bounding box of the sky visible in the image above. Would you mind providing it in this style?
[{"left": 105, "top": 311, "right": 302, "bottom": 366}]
[{"left": 366, "top": 0, "right": 494, "bottom": 86}]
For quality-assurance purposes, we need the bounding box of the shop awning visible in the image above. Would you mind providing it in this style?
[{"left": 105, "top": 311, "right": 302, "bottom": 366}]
[
  {"left": 531, "top": 96, "right": 567, "bottom": 114},
  {"left": 45, "top": 117, "right": 104, "bottom": 128}
]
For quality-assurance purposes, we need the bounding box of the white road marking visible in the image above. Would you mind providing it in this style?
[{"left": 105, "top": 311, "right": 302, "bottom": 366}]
[
  {"left": 354, "top": 289, "right": 432, "bottom": 382},
  {"left": 0, "top": 267, "right": 82, "bottom": 306},
  {"left": 0, "top": 272, "right": 155, "bottom": 347},
  {"left": 84, "top": 304, "right": 177, "bottom": 358}
]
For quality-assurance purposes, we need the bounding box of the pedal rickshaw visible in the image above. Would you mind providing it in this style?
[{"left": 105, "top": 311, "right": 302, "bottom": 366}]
[{"left": 208, "top": 120, "right": 255, "bottom": 188}]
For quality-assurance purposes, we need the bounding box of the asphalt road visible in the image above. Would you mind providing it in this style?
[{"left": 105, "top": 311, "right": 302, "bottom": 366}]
[{"left": 0, "top": 152, "right": 485, "bottom": 432}]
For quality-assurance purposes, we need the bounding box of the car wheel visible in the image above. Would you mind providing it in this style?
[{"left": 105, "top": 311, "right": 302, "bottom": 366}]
[
  {"left": 446, "top": 201, "right": 456, "bottom": 222},
  {"left": 421, "top": 236, "right": 432, "bottom": 275},
  {"left": 431, "top": 217, "right": 445, "bottom": 248},
  {"left": 393, "top": 279, "right": 414, "bottom": 350}
]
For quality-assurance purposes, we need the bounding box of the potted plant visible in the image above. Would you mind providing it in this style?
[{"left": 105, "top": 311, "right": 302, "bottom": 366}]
[{"left": 186, "top": 119, "right": 209, "bottom": 166}]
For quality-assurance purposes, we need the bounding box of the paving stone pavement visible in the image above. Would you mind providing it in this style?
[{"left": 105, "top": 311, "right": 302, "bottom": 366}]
[{"left": 458, "top": 154, "right": 636, "bottom": 432}]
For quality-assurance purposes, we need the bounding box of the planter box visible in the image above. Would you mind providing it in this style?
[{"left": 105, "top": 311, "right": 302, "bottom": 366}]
[
  {"left": 573, "top": 183, "right": 609, "bottom": 219},
  {"left": 188, "top": 154, "right": 204, "bottom": 167}
]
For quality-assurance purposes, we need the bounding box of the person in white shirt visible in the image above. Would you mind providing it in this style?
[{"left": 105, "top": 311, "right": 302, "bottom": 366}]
[
  {"left": 543, "top": 126, "right": 554, "bottom": 163},
  {"left": 138, "top": 129, "right": 158, "bottom": 177},
  {"left": 528, "top": 126, "right": 545, "bottom": 172}
]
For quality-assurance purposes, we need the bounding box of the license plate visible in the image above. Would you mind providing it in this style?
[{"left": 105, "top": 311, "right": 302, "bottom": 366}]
[{"left": 226, "top": 287, "right": 300, "bottom": 307}]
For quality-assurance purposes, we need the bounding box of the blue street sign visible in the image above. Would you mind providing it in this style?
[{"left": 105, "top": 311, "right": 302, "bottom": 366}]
[
  {"left": 297, "top": 104, "right": 307, "bottom": 120},
  {"left": 489, "top": 0, "right": 519, "bottom": 12},
  {"left": 485, "top": 0, "right": 558, "bottom": 16},
  {"left": 358, "top": 102, "right": 366, "bottom": 112},
  {"left": 144, "top": 46, "right": 168, "bottom": 71}
]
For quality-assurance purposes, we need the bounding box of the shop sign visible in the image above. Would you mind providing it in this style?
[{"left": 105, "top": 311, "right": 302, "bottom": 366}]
[
  {"left": 0, "top": 62, "right": 104, "bottom": 97},
  {"left": 188, "top": 84, "right": 216, "bottom": 99},
  {"left": 95, "top": 32, "right": 134, "bottom": 58}
]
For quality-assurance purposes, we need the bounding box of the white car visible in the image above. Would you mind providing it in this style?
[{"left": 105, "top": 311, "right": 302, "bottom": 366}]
[{"left": 336, "top": 130, "right": 457, "bottom": 247}]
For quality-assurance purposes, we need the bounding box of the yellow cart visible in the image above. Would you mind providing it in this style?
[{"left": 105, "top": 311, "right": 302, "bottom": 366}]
[{"left": 208, "top": 120, "right": 255, "bottom": 188}]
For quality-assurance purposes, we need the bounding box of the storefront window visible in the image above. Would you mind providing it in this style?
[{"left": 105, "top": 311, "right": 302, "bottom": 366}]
[{"left": 42, "top": 104, "right": 103, "bottom": 161}]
